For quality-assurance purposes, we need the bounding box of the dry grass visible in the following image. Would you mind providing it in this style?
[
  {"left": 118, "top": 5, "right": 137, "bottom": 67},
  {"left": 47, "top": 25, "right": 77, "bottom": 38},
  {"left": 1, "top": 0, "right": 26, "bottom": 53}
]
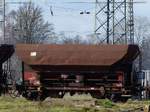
[{"left": 0, "top": 95, "right": 150, "bottom": 112}]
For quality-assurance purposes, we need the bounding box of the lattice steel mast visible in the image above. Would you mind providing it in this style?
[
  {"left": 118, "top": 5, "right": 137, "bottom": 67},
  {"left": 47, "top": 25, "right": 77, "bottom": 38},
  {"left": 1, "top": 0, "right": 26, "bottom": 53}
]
[
  {"left": 95, "top": 0, "right": 134, "bottom": 44},
  {"left": 128, "top": 0, "right": 134, "bottom": 44}
]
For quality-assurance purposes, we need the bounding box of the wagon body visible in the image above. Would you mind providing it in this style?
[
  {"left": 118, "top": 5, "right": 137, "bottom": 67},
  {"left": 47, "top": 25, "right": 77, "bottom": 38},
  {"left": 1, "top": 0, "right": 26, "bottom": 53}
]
[
  {"left": 0, "top": 44, "right": 14, "bottom": 64},
  {"left": 16, "top": 44, "right": 139, "bottom": 71},
  {"left": 16, "top": 44, "right": 140, "bottom": 100},
  {"left": 0, "top": 44, "right": 14, "bottom": 95}
]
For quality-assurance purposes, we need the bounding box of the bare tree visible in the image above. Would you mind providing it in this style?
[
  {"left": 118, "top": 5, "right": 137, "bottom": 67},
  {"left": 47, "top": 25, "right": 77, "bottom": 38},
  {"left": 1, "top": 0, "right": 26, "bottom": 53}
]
[
  {"left": 57, "top": 32, "right": 84, "bottom": 44},
  {"left": 134, "top": 17, "right": 150, "bottom": 70},
  {"left": 141, "top": 38, "right": 150, "bottom": 69},
  {"left": 134, "top": 17, "right": 150, "bottom": 46},
  {"left": 2, "top": 3, "right": 55, "bottom": 84},
  {"left": 9, "top": 2, "right": 54, "bottom": 44}
]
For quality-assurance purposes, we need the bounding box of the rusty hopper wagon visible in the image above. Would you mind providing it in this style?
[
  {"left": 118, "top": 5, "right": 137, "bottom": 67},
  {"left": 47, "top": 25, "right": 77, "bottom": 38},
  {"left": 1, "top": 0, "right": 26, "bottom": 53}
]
[
  {"left": 0, "top": 44, "right": 14, "bottom": 95},
  {"left": 16, "top": 44, "right": 140, "bottom": 101}
]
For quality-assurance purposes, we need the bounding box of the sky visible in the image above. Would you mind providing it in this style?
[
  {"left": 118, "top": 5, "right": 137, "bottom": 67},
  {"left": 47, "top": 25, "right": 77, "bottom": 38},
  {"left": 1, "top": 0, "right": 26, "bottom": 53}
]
[{"left": 3, "top": 0, "right": 150, "bottom": 36}]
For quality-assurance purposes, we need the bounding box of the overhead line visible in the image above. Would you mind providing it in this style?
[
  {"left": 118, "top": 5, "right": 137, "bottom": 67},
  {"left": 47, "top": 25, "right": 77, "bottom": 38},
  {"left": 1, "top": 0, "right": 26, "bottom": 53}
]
[{"left": 64, "top": 1, "right": 146, "bottom": 4}]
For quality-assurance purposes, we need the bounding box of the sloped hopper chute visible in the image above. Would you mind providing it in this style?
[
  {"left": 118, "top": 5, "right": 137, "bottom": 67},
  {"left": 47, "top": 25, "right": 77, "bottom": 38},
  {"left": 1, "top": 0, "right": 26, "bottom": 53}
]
[
  {"left": 0, "top": 44, "right": 14, "bottom": 64},
  {"left": 15, "top": 44, "right": 140, "bottom": 72}
]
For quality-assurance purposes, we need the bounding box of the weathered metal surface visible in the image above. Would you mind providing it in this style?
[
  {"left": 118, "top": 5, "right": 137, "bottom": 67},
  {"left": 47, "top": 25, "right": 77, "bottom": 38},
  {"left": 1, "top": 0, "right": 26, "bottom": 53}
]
[
  {"left": 0, "top": 44, "right": 14, "bottom": 63},
  {"left": 16, "top": 44, "right": 139, "bottom": 65},
  {"left": 16, "top": 44, "right": 139, "bottom": 72}
]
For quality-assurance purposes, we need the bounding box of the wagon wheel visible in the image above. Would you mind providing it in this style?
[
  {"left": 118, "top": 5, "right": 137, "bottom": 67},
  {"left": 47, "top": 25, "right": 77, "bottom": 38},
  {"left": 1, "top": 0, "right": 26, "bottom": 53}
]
[
  {"left": 110, "top": 93, "right": 128, "bottom": 102},
  {"left": 8, "top": 82, "right": 20, "bottom": 98},
  {"left": 8, "top": 89, "right": 20, "bottom": 98},
  {"left": 58, "top": 92, "right": 65, "bottom": 98},
  {"left": 91, "top": 86, "right": 105, "bottom": 99},
  {"left": 99, "top": 86, "right": 105, "bottom": 97},
  {"left": 6, "top": 73, "right": 20, "bottom": 98}
]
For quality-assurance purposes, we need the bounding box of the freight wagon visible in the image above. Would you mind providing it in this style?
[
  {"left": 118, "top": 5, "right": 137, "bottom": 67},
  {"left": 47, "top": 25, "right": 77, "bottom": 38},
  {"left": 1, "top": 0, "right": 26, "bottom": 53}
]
[
  {"left": 0, "top": 44, "right": 14, "bottom": 95},
  {"left": 16, "top": 44, "right": 141, "bottom": 101}
]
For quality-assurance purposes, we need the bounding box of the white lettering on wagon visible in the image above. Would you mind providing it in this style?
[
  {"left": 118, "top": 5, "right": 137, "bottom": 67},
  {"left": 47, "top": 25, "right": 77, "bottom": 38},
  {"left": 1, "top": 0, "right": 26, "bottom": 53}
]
[{"left": 30, "top": 52, "right": 37, "bottom": 57}]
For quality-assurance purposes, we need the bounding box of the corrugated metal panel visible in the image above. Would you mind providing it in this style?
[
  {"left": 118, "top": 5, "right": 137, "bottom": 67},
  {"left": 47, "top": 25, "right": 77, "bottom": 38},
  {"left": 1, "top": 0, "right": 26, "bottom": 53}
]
[{"left": 15, "top": 44, "right": 139, "bottom": 67}]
